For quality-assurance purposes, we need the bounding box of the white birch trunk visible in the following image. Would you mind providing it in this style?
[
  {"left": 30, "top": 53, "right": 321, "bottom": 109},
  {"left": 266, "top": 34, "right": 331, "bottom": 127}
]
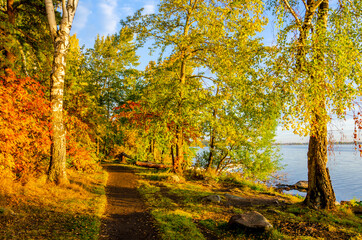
[{"left": 45, "top": 0, "right": 79, "bottom": 184}]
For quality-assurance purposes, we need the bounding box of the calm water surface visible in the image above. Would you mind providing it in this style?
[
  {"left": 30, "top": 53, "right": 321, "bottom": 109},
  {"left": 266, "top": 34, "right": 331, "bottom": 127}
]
[{"left": 279, "top": 144, "right": 362, "bottom": 202}]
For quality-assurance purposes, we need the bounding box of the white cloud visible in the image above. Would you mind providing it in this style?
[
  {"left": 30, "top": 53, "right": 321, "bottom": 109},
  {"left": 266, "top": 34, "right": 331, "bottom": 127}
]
[
  {"left": 99, "top": 0, "right": 118, "bottom": 35},
  {"left": 143, "top": 3, "right": 155, "bottom": 14},
  {"left": 72, "top": 2, "right": 92, "bottom": 33}
]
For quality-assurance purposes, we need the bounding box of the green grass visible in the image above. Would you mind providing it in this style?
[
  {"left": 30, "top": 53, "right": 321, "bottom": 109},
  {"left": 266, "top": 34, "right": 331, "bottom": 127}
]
[
  {"left": 130, "top": 164, "right": 362, "bottom": 240},
  {"left": 153, "top": 210, "right": 205, "bottom": 240}
]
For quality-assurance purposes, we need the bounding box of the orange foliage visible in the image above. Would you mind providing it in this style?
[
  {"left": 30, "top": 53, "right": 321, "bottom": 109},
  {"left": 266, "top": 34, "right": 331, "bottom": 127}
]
[
  {"left": 114, "top": 101, "right": 159, "bottom": 131},
  {"left": 0, "top": 69, "right": 51, "bottom": 178},
  {"left": 114, "top": 100, "right": 199, "bottom": 143}
]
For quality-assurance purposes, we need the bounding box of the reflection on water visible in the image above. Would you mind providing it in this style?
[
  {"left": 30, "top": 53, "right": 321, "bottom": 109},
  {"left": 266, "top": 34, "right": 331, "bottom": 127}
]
[{"left": 278, "top": 144, "right": 362, "bottom": 202}]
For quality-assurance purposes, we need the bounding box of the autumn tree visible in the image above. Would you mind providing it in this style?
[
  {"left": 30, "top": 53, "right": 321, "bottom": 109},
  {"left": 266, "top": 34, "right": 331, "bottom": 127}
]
[
  {"left": 270, "top": 0, "right": 362, "bottom": 209},
  {"left": 45, "top": 0, "right": 79, "bottom": 184},
  {"left": 123, "top": 0, "right": 269, "bottom": 174}
]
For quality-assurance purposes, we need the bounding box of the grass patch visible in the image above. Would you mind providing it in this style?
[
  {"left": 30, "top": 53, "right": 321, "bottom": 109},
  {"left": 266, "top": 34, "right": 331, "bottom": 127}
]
[
  {"left": 153, "top": 210, "right": 205, "bottom": 240},
  {"left": 0, "top": 169, "right": 107, "bottom": 239},
  {"left": 127, "top": 164, "right": 362, "bottom": 240}
]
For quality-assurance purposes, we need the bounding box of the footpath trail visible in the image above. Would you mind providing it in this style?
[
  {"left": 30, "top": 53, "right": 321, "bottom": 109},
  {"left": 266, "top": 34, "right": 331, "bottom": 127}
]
[{"left": 99, "top": 164, "right": 159, "bottom": 240}]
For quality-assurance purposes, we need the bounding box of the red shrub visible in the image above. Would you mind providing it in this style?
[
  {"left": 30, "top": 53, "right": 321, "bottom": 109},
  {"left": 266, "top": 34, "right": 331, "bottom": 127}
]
[{"left": 0, "top": 70, "right": 51, "bottom": 178}]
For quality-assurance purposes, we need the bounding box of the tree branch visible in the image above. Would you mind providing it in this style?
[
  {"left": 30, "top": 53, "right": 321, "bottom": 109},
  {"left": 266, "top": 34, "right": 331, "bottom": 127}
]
[
  {"left": 60, "top": 0, "right": 68, "bottom": 27},
  {"left": 67, "top": 0, "right": 79, "bottom": 25},
  {"left": 310, "top": 0, "right": 325, "bottom": 13},
  {"left": 281, "top": 0, "right": 301, "bottom": 26},
  {"left": 62, "top": 0, "right": 67, "bottom": 18},
  {"left": 44, "top": 0, "right": 57, "bottom": 38},
  {"left": 302, "top": 0, "right": 308, "bottom": 11},
  {"left": 189, "top": 75, "right": 216, "bottom": 82}
]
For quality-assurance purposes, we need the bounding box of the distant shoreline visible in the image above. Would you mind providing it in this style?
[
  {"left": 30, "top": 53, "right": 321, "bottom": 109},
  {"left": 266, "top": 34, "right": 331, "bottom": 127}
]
[{"left": 275, "top": 142, "right": 360, "bottom": 145}]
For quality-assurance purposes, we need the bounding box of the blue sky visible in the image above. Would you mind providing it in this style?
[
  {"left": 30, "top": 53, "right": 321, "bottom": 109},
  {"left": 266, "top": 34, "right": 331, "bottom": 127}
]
[
  {"left": 71, "top": 0, "right": 156, "bottom": 48},
  {"left": 70, "top": 0, "right": 356, "bottom": 143}
]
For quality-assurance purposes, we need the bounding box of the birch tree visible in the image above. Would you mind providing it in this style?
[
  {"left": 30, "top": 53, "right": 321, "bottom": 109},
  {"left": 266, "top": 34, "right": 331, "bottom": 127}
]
[
  {"left": 45, "top": 0, "right": 79, "bottom": 183},
  {"left": 270, "top": 0, "right": 362, "bottom": 209}
]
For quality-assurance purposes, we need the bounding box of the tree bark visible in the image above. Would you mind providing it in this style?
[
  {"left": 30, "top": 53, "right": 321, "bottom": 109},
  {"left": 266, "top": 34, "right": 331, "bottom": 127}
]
[
  {"left": 45, "top": 0, "right": 79, "bottom": 184},
  {"left": 171, "top": 145, "right": 175, "bottom": 166},
  {"left": 48, "top": 27, "right": 70, "bottom": 184},
  {"left": 305, "top": 111, "right": 336, "bottom": 209},
  {"left": 174, "top": 126, "right": 184, "bottom": 174},
  {"left": 305, "top": 126, "right": 336, "bottom": 209}
]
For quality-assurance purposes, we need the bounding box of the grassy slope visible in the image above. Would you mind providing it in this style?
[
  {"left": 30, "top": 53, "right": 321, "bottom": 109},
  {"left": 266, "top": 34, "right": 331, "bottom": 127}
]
[
  {"left": 129, "top": 165, "right": 362, "bottom": 240},
  {"left": 0, "top": 169, "right": 107, "bottom": 240}
]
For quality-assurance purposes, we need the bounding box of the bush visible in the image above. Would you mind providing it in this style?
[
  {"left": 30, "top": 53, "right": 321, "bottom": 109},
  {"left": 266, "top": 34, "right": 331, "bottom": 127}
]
[{"left": 0, "top": 69, "right": 50, "bottom": 179}]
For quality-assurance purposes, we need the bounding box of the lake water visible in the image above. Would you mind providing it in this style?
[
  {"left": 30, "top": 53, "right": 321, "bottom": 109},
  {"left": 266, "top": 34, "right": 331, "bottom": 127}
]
[{"left": 278, "top": 144, "right": 362, "bottom": 202}]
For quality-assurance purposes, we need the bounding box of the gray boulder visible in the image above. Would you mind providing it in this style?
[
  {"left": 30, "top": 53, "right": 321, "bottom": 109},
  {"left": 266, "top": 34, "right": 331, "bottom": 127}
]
[
  {"left": 294, "top": 181, "right": 308, "bottom": 190},
  {"left": 228, "top": 211, "right": 273, "bottom": 231},
  {"left": 203, "top": 195, "right": 221, "bottom": 203},
  {"left": 225, "top": 194, "right": 252, "bottom": 207}
]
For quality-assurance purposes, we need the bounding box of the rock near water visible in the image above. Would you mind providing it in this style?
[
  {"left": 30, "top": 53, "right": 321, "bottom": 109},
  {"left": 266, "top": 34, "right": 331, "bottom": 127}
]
[{"left": 294, "top": 181, "right": 308, "bottom": 190}]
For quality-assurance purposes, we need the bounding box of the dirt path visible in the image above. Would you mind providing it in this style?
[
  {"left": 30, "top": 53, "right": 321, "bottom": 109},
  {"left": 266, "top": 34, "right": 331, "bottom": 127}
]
[{"left": 99, "top": 164, "right": 159, "bottom": 240}]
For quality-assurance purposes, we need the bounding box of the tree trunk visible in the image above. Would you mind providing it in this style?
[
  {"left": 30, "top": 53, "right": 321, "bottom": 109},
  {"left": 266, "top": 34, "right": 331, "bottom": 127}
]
[
  {"left": 174, "top": 127, "right": 184, "bottom": 174},
  {"left": 304, "top": 114, "right": 336, "bottom": 209},
  {"left": 171, "top": 145, "right": 175, "bottom": 167},
  {"left": 304, "top": 0, "right": 336, "bottom": 209},
  {"left": 215, "top": 150, "right": 229, "bottom": 174},
  {"left": 206, "top": 108, "right": 217, "bottom": 173},
  {"left": 206, "top": 134, "right": 215, "bottom": 173},
  {"left": 173, "top": 56, "right": 186, "bottom": 175},
  {"left": 7, "top": 0, "right": 15, "bottom": 24},
  {"left": 45, "top": 0, "right": 79, "bottom": 184},
  {"left": 173, "top": 133, "right": 184, "bottom": 175},
  {"left": 152, "top": 139, "right": 156, "bottom": 161},
  {"left": 48, "top": 31, "right": 70, "bottom": 184}
]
